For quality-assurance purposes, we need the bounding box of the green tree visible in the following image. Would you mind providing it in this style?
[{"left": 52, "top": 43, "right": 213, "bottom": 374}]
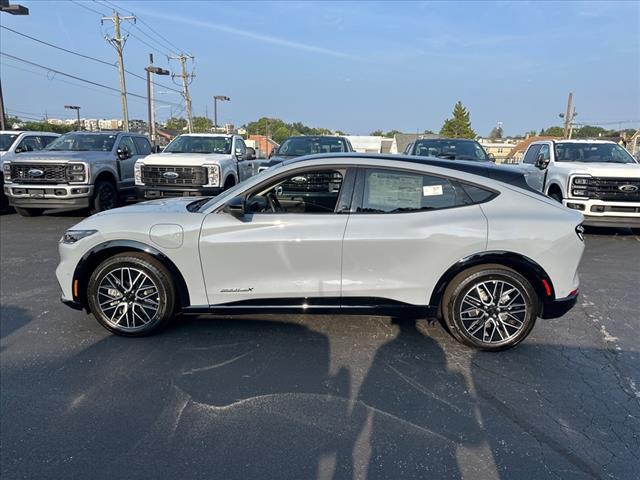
[
  {"left": 539, "top": 126, "right": 564, "bottom": 137},
  {"left": 192, "top": 116, "right": 213, "bottom": 133},
  {"left": 165, "top": 117, "right": 188, "bottom": 131},
  {"left": 384, "top": 129, "right": 402, "bottom": 138},
  {"left": 423, "top": 129, "right": 435, "bottom": 134},
  {"left": 369, "top": 130, "right": 384, "bottom": 136},
  {"left": 439, "top": 101, "right": 476, "bottom": 138},
  {"left": 488, "top": 126, "right": 503, "bottom": 141},
  {"left": 573, "top": 125, "right": 607, "bottom": 138},
  {"left": 272, "top": 125, "right": 291, "bottom": 144},
  {"left": 21, "top": 121, "right": 74, "bottom": 134}
]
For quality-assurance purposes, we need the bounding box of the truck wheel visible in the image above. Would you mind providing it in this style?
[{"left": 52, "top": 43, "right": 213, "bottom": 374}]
[
  {"left": 87, "top": 252, "right": 176, "bottom": 336},
  {"left": 15, "top": 207, "right": 44, "bottom": 217},
  {"left": 92, "top": 181, "right": 119, "bottom": 213},
  {"left": 549, "top": 192, "right": 563, "bottom": 203},
  {"left": 441, "top": 264, "right": 539, "bottom": 351},
  {"left": 223, "top": 177, "right": 236, "bottom": 191}
]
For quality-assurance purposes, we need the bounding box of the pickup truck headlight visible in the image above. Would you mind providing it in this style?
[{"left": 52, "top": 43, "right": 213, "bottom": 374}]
[
  {"left": 61, "top": 229, "right": 97, "bottom": 244},
  {"left": 135, "top": 163, "right": 143, "bottom": 185},
  {"left": 66, "top": 163, "right": 87, "bottom": 184},
  {"left": 570, "top": 176, "right": 592, "bottom": 198},
  {"left": 572, "top": 177, "right": 590, "bottom": 186},
  {"left": 2, "top": 162, "right": 10, "bottom": 181},
  {"left": 205, "top": 165, "right": 220, "bottom": 187}
]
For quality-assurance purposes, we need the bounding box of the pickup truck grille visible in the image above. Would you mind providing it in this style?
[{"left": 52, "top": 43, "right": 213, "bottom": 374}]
[
  {"left": 573, "top": 177, "right": 640, "bottom": 202},
  {"left": 141, "top": 166, "right": 207, "bottom": 186},
  {"left": 10, "top": 164, "right": 67, "bottom": 184},
  {"left": 280, "top": 172, "right": 343, "bottom": 193}
]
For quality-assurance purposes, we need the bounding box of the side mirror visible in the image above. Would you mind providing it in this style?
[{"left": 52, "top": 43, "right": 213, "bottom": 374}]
[
  {"left": 534, "top": 153, "right": 549, "bottom": 170},
  {"left": 222, "top": 196, "right": 245, "bottom": 219},
  {"left": 487, "top": 153, "right": 496, "bottom": 162},
  {"left": 117, "top": 147, "right": 131, "bottom": 160},
  {"left": 268, "top": 149, "right": 277, "bottom": 159},
  {"left": 153, "top": 145, "right": 163, "bottom": 153},
  {"left": 14, "top": 146, "right": 25, "bottom": 154},
  {"left": 246, "top": 147, "right": 256, "bottom": 160}
]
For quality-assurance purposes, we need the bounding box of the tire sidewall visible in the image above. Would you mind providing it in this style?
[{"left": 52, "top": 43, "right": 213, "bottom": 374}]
[
  {"left": 87, "top": 254, "right": 175, "bottom": 336},
  {"left": 445, "top": 267, "right": 539, "bottom": 351},
  {"left": 92, "top": 181, "right": 119, "bottom": 213}
]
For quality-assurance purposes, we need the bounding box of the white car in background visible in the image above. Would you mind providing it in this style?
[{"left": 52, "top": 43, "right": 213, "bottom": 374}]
[
  {"left": 518, "top": 139, "right": 640, "bottom": 229},
  {"left": 56, "top": 154, "right": 584, "bottom": 351}
]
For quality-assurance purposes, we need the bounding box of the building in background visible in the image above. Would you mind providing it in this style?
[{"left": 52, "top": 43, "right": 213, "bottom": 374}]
[
  {"left": 247, "top": 134, "right": 279, "bottom": 158},
  {"left": 345, "top": 135, "right": 392, "bottom": 153},
  {"left": 508, "top": 136, "right": 560, "bottom": 163},
  {"left": 477, "top": 138, "right": 517, "bottom": 163}
]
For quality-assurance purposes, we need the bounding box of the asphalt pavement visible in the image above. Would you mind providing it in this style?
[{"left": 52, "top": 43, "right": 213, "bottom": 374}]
[{"left": 1, "top": 211, "right": 639, "bottom": 480}]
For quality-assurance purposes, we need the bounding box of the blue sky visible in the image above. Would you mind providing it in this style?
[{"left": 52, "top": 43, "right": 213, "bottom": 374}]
[{"left": 1, "top": 0, "right": 638, "bottom": 135}]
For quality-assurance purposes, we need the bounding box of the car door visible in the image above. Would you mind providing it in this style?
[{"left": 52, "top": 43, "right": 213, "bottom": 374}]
[
  {"left": 199, "top": 166, "right": 355, "bottom": 306},
  {"left": 341, "top": 167, "right": 488, "bottom": 306},
  {"left": 235, "top": 137, "right": 255, "bottom": 181},
  {"left": 519, "top": 144, "right": 544, "bottom": 191},
  {"left": 116, "top": 135, "right": 139, "bottom": 189}
]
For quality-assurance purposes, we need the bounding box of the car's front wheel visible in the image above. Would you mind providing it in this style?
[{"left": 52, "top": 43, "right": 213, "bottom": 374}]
[
  {"left": 87, "top": 253, "right": 176, "bottom": 336},
  {"left": 442, "top": 265, "right": 539, "bottom": 351},
  {"left": 92, "top": 180, "right": 119, "bottom": 213}
]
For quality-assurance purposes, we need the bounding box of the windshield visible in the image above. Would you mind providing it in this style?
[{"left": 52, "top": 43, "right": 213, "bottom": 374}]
[
  {"left": 277, "top": 137, "right": 346, "bottom": 157},
  {"left": 45, "top": 133, "right": 117, "bottom": 152},
  {"left": 554, "top": 143, "right": 637, "bottom": 164},
  {"left": 164, "top": 135, "right": 232, "bottom": 154},
  {"left": 412, "top": 139, "right": 488, "bottom": 161},
  {"left": 0, "top": 133, "right": 19, "bottom": 151}
]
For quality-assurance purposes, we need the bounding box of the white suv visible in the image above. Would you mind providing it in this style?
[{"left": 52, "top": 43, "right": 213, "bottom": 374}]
[
  {"left": 518, "top": 139, "right": 640, "bottom": 229},
  {"left": 56, "top": 154, "right": 584, "bottom": 351}
]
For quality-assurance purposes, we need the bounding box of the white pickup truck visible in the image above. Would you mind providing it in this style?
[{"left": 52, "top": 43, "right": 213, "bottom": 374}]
[
  {"left": 518, "top": 139, "right": 640, "bottom": 229},
  {"left": 135, "top": 133, "right": 265, "bottom": 200}
]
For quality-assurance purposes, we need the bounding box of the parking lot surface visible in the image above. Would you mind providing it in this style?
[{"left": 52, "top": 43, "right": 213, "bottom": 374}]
[{"left": 1, "top": 211, "right": 639, "bottom": 480}]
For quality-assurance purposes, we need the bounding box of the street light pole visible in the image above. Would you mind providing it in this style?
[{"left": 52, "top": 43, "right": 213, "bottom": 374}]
[
  {"left": 145, "top": 57, "right": 170, "bottom": 147},
  {"left": 213, "top": 95, "right": 230, "bottom": 131},
  {"left": 64, "top": 105, "right": 81, "bottom": 131},
  {"left": 1, "top": 0, "right": 30, "bottom": 130}
]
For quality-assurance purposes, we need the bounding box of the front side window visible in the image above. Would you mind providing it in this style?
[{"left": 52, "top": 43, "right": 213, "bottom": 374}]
[
  {"left": 118, "top": 136, "right": 137, "bottom": 156},
  {"left": 246, "top": 169, "right": 345, "bottom": 214},
  {"left": 412, "top": 139, "right": 488, "bottom": 161},
  {"left": 539, "top": 144, "right": 550, "bottom": 160},
  {"left": 46, "top": 133, "right": 117, "bottom": 152},
  {"left": 359, "top": 169, "right": 472, "bottom": 213},
  {"left": 17, "top": 136, "right": 41, "bottom": 152},
  {"left": 0, "top": 133, "right": 19, "bottom": 151},
  {"left": 554, "top": 142, "right": 637, "bottom": 164},
  {"left": 235, "top": 138, "right": 246, "bottom": 156},
  {"left": 277, "top": 137, "right": 346, "bottom": 157},
  {"left": 522, "top": 144, "right": 541, "bottom": 164},
  {"left": 164, "top": 135, "right": 232, "bottom": 154},
  {"left": 133, "top": 137, "right": 152, "bottom": 155}
]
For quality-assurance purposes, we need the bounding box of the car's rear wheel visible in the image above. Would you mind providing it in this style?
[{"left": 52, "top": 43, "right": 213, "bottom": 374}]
[
  {"left": 15, "top": 207, "right": 44, "bottom": 217},
  {"left": 442, "top": 264, "right": 539, "bottom": 351},
  {"left": 87, "top": 253, "right": 176, "bottom": 336}
]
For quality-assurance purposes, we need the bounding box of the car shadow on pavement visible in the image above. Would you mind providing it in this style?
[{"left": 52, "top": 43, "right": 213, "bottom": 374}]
[
  {"left": 1, "top": 314, "right": 638, "bottom": 480},
  {"left": 0, "top": 305, "right": 32, "bottom": 343}
]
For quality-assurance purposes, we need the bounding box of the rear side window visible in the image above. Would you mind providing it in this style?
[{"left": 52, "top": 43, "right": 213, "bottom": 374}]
[
  {"left": 522, "top": 144, "right": 541, "bottom": 164},
  {"left": 358, "top": 168, "right": 470, "bottom": 213},
  {"left": 459, "top": 183, "right": 496, "bottom": 203},
  {"left": 39, "top": 136, "right": 57, "bottom": 148},
  {"left": 133, "top": 137, "right": 152, "bottom": 155}
]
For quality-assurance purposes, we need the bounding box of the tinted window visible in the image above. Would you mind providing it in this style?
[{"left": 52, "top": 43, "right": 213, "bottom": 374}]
[
  {"left": 164, "top": 135, "right": 232, "bottom": 154},
  {"left": 118, "top": 136, "right": 137, "bottom": 155},
  {"left": 46, "top": 133, "right": 117, "bottom": 152},
  {"left": 278, "top": 137, "right": 346, "bottom": 156},
  {"left": 17, "top": 136, "right": 41, "bottom": 152},
  {"left": 247, "top": 169, "right": 344, "bottom": 214},
  {"left": 412, "top": 139, "right": 488, "bottom": 161},
  {"left": 235, "top": 138, "right": 246, "bottom": 155},
  {"left": 539, "top": 144, "right": 550, "bottom": 161},
  {"left": 39, "top": 136, "right": 57, "bottom": 148},
  {"left": 554, "top": 142, "right": 637, "bottom": 164},
  {"left": 459, "top": 183, "right": 496, "bottom": 203},
  {"left": 522, "top": 144, "right": 541, "bottom": 164},
  {"left": 359, "top": 169, "right": 469, "bottom": 213},
  {"left": 0, "top": 133, "right": 19, "bottom": 151},
  {"left": 133, "top": 137, "right": 152, "bottom": 155}
]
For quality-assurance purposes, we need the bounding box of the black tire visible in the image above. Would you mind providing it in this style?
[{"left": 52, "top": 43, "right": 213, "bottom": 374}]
[
  {"left": 223, "top": 176, "right": 236, "bottom": 191},
  {"left": 441, "top": 264, "right": 539, "bottom": 351},
  {"left": 92, "top": 180, "right": 119, "bottom": 213},
  {"left": 549, "top": 191, "right": 563, "bottom": 203},
  {"left": 87, "top": 252, "right": 176, "bottom": 336},
  {"left": 15, "top": 207, "right": 44, "bottom": 217}
]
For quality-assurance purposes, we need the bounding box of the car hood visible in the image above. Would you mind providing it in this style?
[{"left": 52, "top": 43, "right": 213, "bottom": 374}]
[
  {"left": 93, "top": 197, "right": 201, "bottom": 217},
  {"left": 6, "top": 151, "right": 111, "bottom": 162},
  {"left": 551, "top": 161, "right": 640, "bottom": 177},
  {"left": 140, "top": 152, "right": 233, "bottom": 166}
]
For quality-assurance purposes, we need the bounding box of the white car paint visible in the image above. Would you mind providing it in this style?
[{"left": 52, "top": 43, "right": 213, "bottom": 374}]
[{"left": 57, "top": 156, "right": 585, "bottom": 317}]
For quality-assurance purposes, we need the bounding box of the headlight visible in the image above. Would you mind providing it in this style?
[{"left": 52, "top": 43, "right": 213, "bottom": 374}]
[
  {"left": 2, "top": 162, "right": 10, "bottom": 181},
  {"left": 572, "top": 177, "right": 590, "bottom": 186},
  {"left": 206, "top": 165, "right": 220, "bottom": 187},
  {"left": 572, "top": 189, "right": 588, "bottom": 197},
  {"left": 66, "top": 163, "right": 87, "bottom": 183},
  {"left": 61, "top": 229, "right": 97, "bottom": 244},
  {"left": 135, "top": 163, "right": 143, "bottom": 185}
]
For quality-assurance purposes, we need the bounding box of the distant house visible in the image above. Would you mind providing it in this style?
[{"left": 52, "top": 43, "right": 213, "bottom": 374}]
[
  {"left": 508, "top": 136, "right": 560, "bottom": 163},
  {"left": 345, "top": 135, "right": 392, "bottom": 153},
  {"left": 477, "top": 139, "right": 517, "bottom": 164},
  {"left": 247, "top": 135, "right": 279, "bottom": 158}
]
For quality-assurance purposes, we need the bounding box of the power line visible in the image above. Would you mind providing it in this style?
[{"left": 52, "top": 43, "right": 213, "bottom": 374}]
[
  {"left": 0, "top": 25, "right": 183, "bottom": 94},
  {"left": 69, "top": 0, "right": 106, "bottom": 16},
  {"left": 0, "top": 51, "right": 181, "bottom": 107}
]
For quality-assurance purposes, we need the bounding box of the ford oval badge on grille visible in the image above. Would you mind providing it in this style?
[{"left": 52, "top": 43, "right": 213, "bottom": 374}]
[
  {"left": 27, "top": 168, "right": 45, "bottom": 177},
  {"left": 618, "top": 185, "right": 638, "bottom": 192},
  {"left": 163, "top": 171, "right": 179, "bottom": 179}
]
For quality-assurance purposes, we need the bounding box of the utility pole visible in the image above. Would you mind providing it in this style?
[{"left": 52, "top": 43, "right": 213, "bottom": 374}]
[
  {"left": 170, "top": 54, "right": 195, "bottom": 133},
  {"left": 560, "top": 93, "right": 578, "bottom": 139},
  {"left": 213, "top": 95, "right": 230, "bottom": 131},
  {"left": 1, "top": 0, "right": 30, "bottom": 130},
  {"left": 102, "top": 10, "right": 136, "bottom": 132},
  {"left": 64, "top": 105, "right": 81, "bottom": 130},
  {"left": 145, "top": 54, "right": 170, "bottom": 146}
]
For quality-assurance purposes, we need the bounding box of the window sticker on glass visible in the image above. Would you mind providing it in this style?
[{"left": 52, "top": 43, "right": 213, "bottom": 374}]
[
  {"left": 423, "top": 185, "right": 443, "bottom": 196},
  {"left": 367, "top": 172, "right": 422, "bottom": 209}
]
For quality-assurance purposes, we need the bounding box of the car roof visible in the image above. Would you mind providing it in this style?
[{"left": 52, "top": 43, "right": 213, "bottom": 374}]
[
  {"left": 284, "top": 135, "right": 345, "bottom": 140},
  {"left": 531, "top": 139, "right": 617, "bottom": 145},
  {"left": 179, "top": 133, "right": 234, "bottom": 138},
  {"left": 283, "top": 152, "right": 542, "bottom": 195},
  {"left": 0, "top": 130, "right": 58, "bottom": 135}
]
